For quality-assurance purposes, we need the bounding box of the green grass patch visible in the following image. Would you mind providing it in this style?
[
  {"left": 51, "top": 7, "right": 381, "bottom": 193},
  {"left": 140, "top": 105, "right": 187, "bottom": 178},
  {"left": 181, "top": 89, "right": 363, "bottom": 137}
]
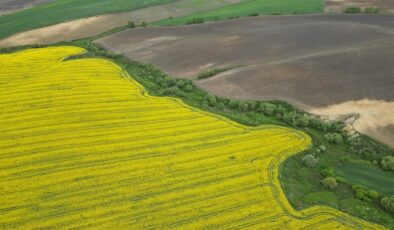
[
  {"left": 340, "top": 199, "right": 394, "bottom": 227},
  {"left": 0, "top": 0, "right": 177, "bottom": 39},
  {"left": 152, "top": 0, "right": 324, "bottom": 26},
  {"left": 302, "top": 191, "right": 339, "bottom": 208},
  {"left": 335, "top": 162, "right": 394, "bottom": 196}
]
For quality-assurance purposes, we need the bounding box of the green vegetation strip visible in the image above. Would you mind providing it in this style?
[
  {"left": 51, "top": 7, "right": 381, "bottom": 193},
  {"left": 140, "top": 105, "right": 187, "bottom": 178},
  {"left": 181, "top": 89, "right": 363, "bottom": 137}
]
[
  {"left": 335, "top": 162, "right": 394, "bottom": 196},
  {"left": 152, "top": 0, "right": 324, "bottom": 26},
  {"left": 0, "top": 0, "right": 177, "bottom": 40}
]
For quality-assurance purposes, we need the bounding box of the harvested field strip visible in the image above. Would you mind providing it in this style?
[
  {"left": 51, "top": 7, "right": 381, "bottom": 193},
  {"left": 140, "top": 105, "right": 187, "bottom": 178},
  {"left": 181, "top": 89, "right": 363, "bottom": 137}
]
[
  {"left": 0, "top": 0, "right": 178, "bottom": 39},
  {"left": 152, "top": 0, "right": 324, "bottom": 26},
  {"left": 0, "top": 0, "right": 245, "bottom": 47},
  {"left": 0, "top": 46, "right": 384, "bottom": 229}
]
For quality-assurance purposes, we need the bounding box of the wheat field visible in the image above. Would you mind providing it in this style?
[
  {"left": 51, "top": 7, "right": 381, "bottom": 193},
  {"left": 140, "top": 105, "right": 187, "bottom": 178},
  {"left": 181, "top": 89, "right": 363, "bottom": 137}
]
[{"left": 0, "top": 47, "right": 385, "bottom": 229}]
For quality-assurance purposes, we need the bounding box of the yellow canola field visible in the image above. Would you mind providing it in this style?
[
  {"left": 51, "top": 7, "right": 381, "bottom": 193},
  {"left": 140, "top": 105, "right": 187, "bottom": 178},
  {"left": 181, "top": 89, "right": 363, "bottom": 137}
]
[{"left": 0, "top": 47, "right": 385, "bottom": 229}]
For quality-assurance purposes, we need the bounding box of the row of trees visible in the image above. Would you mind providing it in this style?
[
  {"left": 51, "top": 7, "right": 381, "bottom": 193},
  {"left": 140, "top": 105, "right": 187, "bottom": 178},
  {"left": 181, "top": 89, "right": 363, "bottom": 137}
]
[
  {"left": 344, "top": 7, "right": 380, "bottom": 14},
  {"left": 202, "top": 95, "right": 347, "bottom": 134},
  {"left": 127, "top": 21, "right": 146, "bottom": 28}
]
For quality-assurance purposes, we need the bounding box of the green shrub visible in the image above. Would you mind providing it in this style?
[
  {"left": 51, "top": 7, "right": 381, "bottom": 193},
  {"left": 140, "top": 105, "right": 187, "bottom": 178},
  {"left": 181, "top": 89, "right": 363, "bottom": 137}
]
[
  {"left": 302, "top": 154, "right": 318, "bottom": 168},
  {"left": 238, "top": 101, "right": 250, "bottom": 112},
  {"left": 319, "top": 145, "right": 326, "bottom": 152},
  {"left": 197, "top": 68, "right": 227, "bottom": 79},
  {"left": 186, "top": 18, "right": 205, "bottom": 25},
  {"left": 205, "top": 94, "right": 217, "bottom": 107},
  {"left": 184, "top": 84, "right": 193, "bottom": 92},
  {"left": 381, "top": 196, "right": 394, "bottom": 214},
  {"left": 364, "top": 7, "right": 380, "bottom": 14},
  {"left": 127, "top": 21, "right": 136, "bottom": 28},
  {"left": 344, "top": 7, "right": 361, "bottom": 13},
  {"left": 321, "top": 167, "right": 335, "bottom": 177},
  {"left": 381, "top": 156, "right": 394, "bottom": 171},
  {"left": 227, "top": 100, "right": 239, "bottom": 109},
  {"left": 259, "top": 103, "right": 277, "bottom": 116},
  {"left": 298, "top": 115, "right": 310, "bottom": 127},
  {"left": 321, "top": 177, "right": 338, "bottom": 190},
  {"left": 248, "top": 13, "right": 259, "bottom": 17}
]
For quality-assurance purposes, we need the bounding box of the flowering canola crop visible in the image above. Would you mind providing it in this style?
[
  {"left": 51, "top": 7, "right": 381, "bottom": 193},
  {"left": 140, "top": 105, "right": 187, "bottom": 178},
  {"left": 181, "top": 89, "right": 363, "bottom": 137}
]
[{"left": 0, "top": 47, "right": 385, "bottom": 229}]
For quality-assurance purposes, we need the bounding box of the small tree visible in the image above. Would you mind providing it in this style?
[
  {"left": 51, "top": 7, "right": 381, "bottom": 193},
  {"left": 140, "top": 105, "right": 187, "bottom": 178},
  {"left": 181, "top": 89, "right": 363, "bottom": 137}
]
[
  {"left": 364, "top": 7, "right": 380, "bottom": 14},
  {"left": 141, "top": 21, "right": 147, "bottom": 27},
  {"left": 324, "top": 133, "right": 343, "bottom": 144},
  {"left": 260, "top": 103, "right": 277, "bottom": 116},
  {"left": 302, "top": 154, "right": 318, "bottom": 168},
  {"left": 238, "top": 101, "right": 250, "bottom": 112},
  {"left": 298, "top": 115, "right": 310, "bottom": 127},
  {"left": 184, "top": 84, "right": 193, "bottom": 92},
  {"left": 381, "top": 196, "right": 394, "bottom": 214},
  {"left": 127, "top": 21, "right": 136, "bottom": 28},
  {"left": 381, "top": 156, "right": 394, "bottom": 171},
  {"left": 321, "top": 177, "right": 338, "bottom": 190},
  {"left": 205, "top": 94, "right": 217, "bottom": 107},
  {"left": 227, "top": 100, "right": 239, "bottom": 109}
]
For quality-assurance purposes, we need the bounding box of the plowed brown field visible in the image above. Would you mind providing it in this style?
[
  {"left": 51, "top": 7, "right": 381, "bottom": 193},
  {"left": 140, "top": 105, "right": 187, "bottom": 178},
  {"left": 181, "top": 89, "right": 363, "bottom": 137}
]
[{"left": 96, "top": 14, "right": 394, "bottom": 146}]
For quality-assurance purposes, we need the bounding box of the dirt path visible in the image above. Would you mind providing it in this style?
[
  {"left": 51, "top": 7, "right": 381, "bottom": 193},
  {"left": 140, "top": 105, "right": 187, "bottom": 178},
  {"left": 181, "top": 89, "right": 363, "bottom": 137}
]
[
  {"left": 97, "top": 14, "right": 394, "bottom": 146},
  {"left": 0, "top": 0, "right": 242, "bottom": 47}
]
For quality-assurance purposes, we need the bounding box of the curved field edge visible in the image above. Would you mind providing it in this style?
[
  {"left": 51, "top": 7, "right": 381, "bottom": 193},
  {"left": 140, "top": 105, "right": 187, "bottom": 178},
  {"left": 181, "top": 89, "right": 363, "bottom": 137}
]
[
  {"left": 4, "top": 41, "right": 393, "bottom": 228},
  {"left": 0, "top": 46, "right": 385, "bottom": 229}
]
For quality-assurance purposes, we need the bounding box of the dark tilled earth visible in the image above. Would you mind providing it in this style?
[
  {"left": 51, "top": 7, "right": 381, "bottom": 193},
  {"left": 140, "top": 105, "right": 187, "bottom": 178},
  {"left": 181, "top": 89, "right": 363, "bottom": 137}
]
[
  {"left": 0, "top": 0, "right": 52, "bottom": 15},
  {"left": 97, "top": 14, "right": 394, "bottom": 146}
]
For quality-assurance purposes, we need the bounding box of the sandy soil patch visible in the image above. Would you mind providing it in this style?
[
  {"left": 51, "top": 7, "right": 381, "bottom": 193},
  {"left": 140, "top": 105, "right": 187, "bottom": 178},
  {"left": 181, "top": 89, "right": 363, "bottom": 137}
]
[
  {"left": 0, "top": 0, "right": 242, "bottom": 47},
  {"left": 97, "top": 14, "right": 394, "bottom": 146},
  {"left": 311, "top": 100, "right": 394, "bottom": 147},
  {"left": 325, "top": 0, "right": 394, "bottom": 13}
]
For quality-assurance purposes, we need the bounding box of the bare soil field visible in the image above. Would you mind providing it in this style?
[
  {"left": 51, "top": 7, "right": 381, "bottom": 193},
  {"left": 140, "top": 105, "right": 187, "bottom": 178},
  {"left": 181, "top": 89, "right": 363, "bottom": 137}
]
[
  {"left": 97, "top": 14, "right": 394, "bottom": 146},
  {"left": 0, "top": 0, "right": 52, "bottom": 15},
  {"left": 0, "top": 0, "right": 242, "bottom": 47},
  {"left": 325, "top": 0, "right": 394, "bottom": 14}
]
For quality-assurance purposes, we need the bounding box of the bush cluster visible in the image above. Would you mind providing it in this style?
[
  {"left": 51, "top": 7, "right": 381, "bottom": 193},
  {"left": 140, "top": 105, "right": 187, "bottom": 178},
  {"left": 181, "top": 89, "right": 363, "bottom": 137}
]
[
  {"left": 197, "top": 68, "right": 227, "bottom": 79},
  {"left": 348, "top": 136, "right": 394, "bottom": 168},
  {"left": 324, "top": 133, "right": 343, "bottom": 144},
  {"left": 364, "top": 7, "right": 380, "bottom": 13},
  {"left": 352, "top": 185, "right": 379, "bottom": 203},
  {"left": 344, "top": 6, "right": 380, "bottom": 13}
]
